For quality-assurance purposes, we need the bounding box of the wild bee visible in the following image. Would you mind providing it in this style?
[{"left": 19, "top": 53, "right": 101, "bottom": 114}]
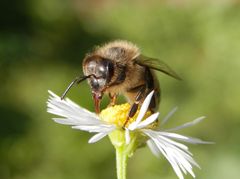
[{"left": 61, "top": 40, "right": 181, "bottom": 127}]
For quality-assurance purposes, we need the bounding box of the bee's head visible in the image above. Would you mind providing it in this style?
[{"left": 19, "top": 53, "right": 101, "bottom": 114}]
[
  {"left": 83, "top": 55, "right": 114, "bottom": 91},
  {"left": 83, "top": 55, "right": 114, "bottom": 113}
]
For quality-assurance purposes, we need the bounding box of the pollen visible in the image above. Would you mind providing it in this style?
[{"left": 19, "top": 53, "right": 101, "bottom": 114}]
[{"left": 100, "top": 103, "right": 153, "bottom": 128}]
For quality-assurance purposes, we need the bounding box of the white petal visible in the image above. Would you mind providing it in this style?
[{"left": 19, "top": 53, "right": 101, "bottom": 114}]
[
  {"left": 73, "top": 125, "right": 115, "bottom": 133},
  {"left": 53, "top": 117, "right": 102, "bottom": 126},
  {"left": 48, "top": 90, "right": 59, "bottom": 98},
  {"left": 143, "top": 129, "right": 199, "bottom": 179},
  {"left": 166, "top": 116, "right": 205, "bottom": 132},
  {"left": 135, "top": 112, "right": 159, "bottom": 129},
  {"left": 125, "top": 129, "right": 131, "bottom": 145},
  {"left": 152, "top": 137, "right": 184, "bottom": 179},
  {"left": 160, "top": 132, "right": 213, "bottom": 144},
  {"left": 147, "top": 140, "right": 160, "bottom": 158},
  {"left": 161, "top": 106, "right": 178, "bottom": 126},
  {"left": 128, "top": 91, "right": 154, "bottom": 129},
  {"left": 53, "top": 118, "right": 79, "bottom": 125},
  {"left": 135, "top": 91, "right": 154, "bottom": 124},
  {"left": 157, "top": 135, "right": 189, "bottom": 152},
  {"left": 88, "top": 132, "right": 109, "bottom": 143},
  {"left": 47, "top": 90, "right": 115, "bottom": 135},
  {"left": 159, "top": 135, "right": 200, "bottom": 168},
  {"left": 47, "top": 91, "right": 99, "bottom": 122}
]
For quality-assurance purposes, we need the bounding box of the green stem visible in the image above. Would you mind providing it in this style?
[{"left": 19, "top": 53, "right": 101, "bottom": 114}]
[{"left": 116, "top": 146, "right": 128, "bottom": 179}]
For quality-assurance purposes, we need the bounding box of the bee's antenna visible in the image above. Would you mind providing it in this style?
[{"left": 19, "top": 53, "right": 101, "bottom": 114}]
[{"left": 61, "top": 75, "right": 90, "bottom": 100}]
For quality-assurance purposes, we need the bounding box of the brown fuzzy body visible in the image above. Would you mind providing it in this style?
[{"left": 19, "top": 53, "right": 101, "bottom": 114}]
[{"left": 83, "top": 40, "right": 160, "bottom": 111}]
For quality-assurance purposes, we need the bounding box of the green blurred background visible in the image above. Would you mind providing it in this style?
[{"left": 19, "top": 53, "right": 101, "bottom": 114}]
[{"left": 1, "top": 0, "right": 240, "bottom": 179}]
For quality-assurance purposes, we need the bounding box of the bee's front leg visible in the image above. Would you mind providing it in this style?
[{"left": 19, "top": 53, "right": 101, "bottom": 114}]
[{"left": 108, "top": 93, "right": 118, "bottom": 107}]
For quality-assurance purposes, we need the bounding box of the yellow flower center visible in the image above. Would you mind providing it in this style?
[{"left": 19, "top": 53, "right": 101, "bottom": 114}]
[{"left": 100, "top": 103, "right": 155, "bottom": 128}]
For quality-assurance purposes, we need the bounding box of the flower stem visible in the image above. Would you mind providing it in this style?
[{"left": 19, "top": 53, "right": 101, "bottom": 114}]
[{"left": 116, "top": 146, "right": 128, "bottom": 179}]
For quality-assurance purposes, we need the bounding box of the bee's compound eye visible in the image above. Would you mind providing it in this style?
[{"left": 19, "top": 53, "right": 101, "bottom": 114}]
[
  {"left": 99, "top": 65, "right": 105, "bottom": 72},
  {"left": 106, "top": 61, "right": 114, "bottom": 82},
  {"left": 90, "top": 77, "right": 106, "bottom": 91},
  {"left": 99, "top": 60, "right": 114, "bottom": 82},
  {"left": 90, "top": 78, "right": 99, "bottom": 90},
  {"left": 97, "top": 78, "right": 106, "bottom": 87},
  {"left": 87, "top": 61, "right": 97, "bottom": 72},
  {"left": 98, "top": 65, "right": 107, "bottom": 77}
]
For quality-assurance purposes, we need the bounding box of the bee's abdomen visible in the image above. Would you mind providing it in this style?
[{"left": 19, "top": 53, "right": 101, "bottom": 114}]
[
  {"left": 145, "top": 67, "right": 160, "bottom": 111},
  {"left": 125, "top": 67, "right": 160, "bottom": 111}
]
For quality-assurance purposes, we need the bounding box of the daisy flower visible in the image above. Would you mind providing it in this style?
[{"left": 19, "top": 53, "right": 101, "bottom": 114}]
[{"left": 47, "top": 90, "right": 211, "bottom": 179}]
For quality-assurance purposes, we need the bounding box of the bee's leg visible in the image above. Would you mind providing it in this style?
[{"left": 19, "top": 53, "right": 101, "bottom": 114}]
[
  {"left": 123, "top": 86, "right": 146, "bottom": 128},
  {"left": 108, "top": 93, "right": 117, "bottom": 107}
]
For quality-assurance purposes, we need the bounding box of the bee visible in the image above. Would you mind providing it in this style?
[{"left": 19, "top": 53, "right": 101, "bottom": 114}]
[{"left": 61, "top": 40, "right": 181, "bottom": 127}]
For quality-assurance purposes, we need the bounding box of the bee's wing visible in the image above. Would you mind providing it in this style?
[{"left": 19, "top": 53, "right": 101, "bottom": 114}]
[{"left": 135, "top": 55, "right": 182, "bottom": 80}]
